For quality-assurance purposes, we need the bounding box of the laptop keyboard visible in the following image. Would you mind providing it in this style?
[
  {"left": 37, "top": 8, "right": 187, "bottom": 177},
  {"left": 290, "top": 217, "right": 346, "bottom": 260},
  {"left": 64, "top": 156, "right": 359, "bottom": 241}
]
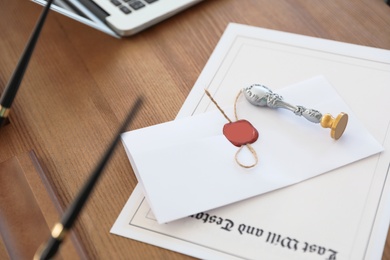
[{"left": 110, "top": 0, "right": 158, "bottom": 14}]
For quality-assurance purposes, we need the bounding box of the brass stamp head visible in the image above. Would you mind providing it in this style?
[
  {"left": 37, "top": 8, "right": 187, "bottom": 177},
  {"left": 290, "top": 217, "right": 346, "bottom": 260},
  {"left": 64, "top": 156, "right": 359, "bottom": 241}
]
[{"left": 321, "top": 113, "right": 348, "bottom": 140}]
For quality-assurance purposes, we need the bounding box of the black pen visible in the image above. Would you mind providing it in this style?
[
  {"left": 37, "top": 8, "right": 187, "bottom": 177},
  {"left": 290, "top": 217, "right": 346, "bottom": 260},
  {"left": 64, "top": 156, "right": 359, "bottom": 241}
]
[
  {"left": 34, "top": 97, "right": 143, "bottom": 260},
  {"left": 0, "top": 0, "right": 53, "bottom": 127}
]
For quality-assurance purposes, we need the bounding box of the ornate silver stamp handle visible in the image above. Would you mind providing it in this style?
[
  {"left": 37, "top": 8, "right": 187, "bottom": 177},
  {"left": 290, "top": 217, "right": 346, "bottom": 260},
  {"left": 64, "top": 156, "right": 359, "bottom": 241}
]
[{"left": 242, "top": 84, "right": 348, "bottom": 140}]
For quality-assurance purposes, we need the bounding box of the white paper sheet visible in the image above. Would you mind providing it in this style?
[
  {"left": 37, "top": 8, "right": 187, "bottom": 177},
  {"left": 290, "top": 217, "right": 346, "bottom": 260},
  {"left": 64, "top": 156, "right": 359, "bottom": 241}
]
[
  {"left": 121, "top": 76, "right": 382, "bottom": 224},
  {"left": 111, "top": 23, "right": 390, "bottom": 260}
]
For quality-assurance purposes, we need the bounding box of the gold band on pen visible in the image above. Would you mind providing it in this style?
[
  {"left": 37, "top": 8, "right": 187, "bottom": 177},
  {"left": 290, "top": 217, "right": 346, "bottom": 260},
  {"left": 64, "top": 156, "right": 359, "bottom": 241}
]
[
  {"left": 33, "top": 223, "right": 67, "bottom": 260},
  {"left": 0, "top": 105, "right": 10, "bottom": 118},
  {"left": 51, "top": 223, "right": 67, "bottom": 241}
]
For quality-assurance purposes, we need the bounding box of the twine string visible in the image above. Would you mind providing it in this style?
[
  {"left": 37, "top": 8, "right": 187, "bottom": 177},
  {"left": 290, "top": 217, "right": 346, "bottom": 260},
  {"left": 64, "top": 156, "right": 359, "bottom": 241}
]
[
  {"left": 234, "top": 90, "right": 242, "bottom": 121},
  {"left": 204, "top": 90, "right": 232, "bottom": 123},
  {"left": 235, "top": 144, "right": 258, "bottom": 168},
  {"left": 205, "top": 89, "right": 258, "bottom": 168}
]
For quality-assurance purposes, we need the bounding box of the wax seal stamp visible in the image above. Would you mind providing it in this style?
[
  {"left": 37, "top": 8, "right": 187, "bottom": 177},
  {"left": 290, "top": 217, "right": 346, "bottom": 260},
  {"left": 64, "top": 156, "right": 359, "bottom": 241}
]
[{"left": 243, "top": 84, "right": 348, "bottom": 140}]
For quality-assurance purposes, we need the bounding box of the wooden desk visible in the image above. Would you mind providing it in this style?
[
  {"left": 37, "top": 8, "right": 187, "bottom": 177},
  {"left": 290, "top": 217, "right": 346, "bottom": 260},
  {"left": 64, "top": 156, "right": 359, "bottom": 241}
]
[{"left": 1, "top": 0, "right": 389, "bottom": 259}]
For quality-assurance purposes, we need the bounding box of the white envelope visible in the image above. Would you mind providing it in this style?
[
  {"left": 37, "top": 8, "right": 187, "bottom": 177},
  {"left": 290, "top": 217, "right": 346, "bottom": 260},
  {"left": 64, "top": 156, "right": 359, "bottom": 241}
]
[{"left": 121, "top": 76, "right": 383, "bottom": 224}]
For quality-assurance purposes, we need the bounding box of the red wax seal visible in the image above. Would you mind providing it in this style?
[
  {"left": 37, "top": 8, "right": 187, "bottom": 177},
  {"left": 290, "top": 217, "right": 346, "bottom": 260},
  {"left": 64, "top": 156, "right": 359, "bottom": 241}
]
[{"left": 223, "top": 119, "right": 259, "bottom": 147}]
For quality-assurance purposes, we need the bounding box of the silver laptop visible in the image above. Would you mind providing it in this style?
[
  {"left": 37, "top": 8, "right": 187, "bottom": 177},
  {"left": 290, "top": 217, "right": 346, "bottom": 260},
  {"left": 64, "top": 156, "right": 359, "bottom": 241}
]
[{"left": 33, "top": 0, "right": 202, "bottom": 37}]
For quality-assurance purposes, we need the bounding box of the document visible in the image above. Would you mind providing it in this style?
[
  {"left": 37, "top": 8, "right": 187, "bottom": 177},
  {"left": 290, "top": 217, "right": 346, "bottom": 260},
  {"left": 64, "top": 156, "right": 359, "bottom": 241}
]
[
  {"left": 111, "top": 23, "right": 390, "bottom": 259},
  {"left": 121, "top": 76, "right": 382, "bottom": 224}
]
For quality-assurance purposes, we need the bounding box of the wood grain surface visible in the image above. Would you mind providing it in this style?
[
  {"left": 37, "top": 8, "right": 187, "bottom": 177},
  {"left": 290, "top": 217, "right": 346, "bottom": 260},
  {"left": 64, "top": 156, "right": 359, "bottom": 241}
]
[{"left": 0, "top": 0, "right": 389, "bottom": 259}]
